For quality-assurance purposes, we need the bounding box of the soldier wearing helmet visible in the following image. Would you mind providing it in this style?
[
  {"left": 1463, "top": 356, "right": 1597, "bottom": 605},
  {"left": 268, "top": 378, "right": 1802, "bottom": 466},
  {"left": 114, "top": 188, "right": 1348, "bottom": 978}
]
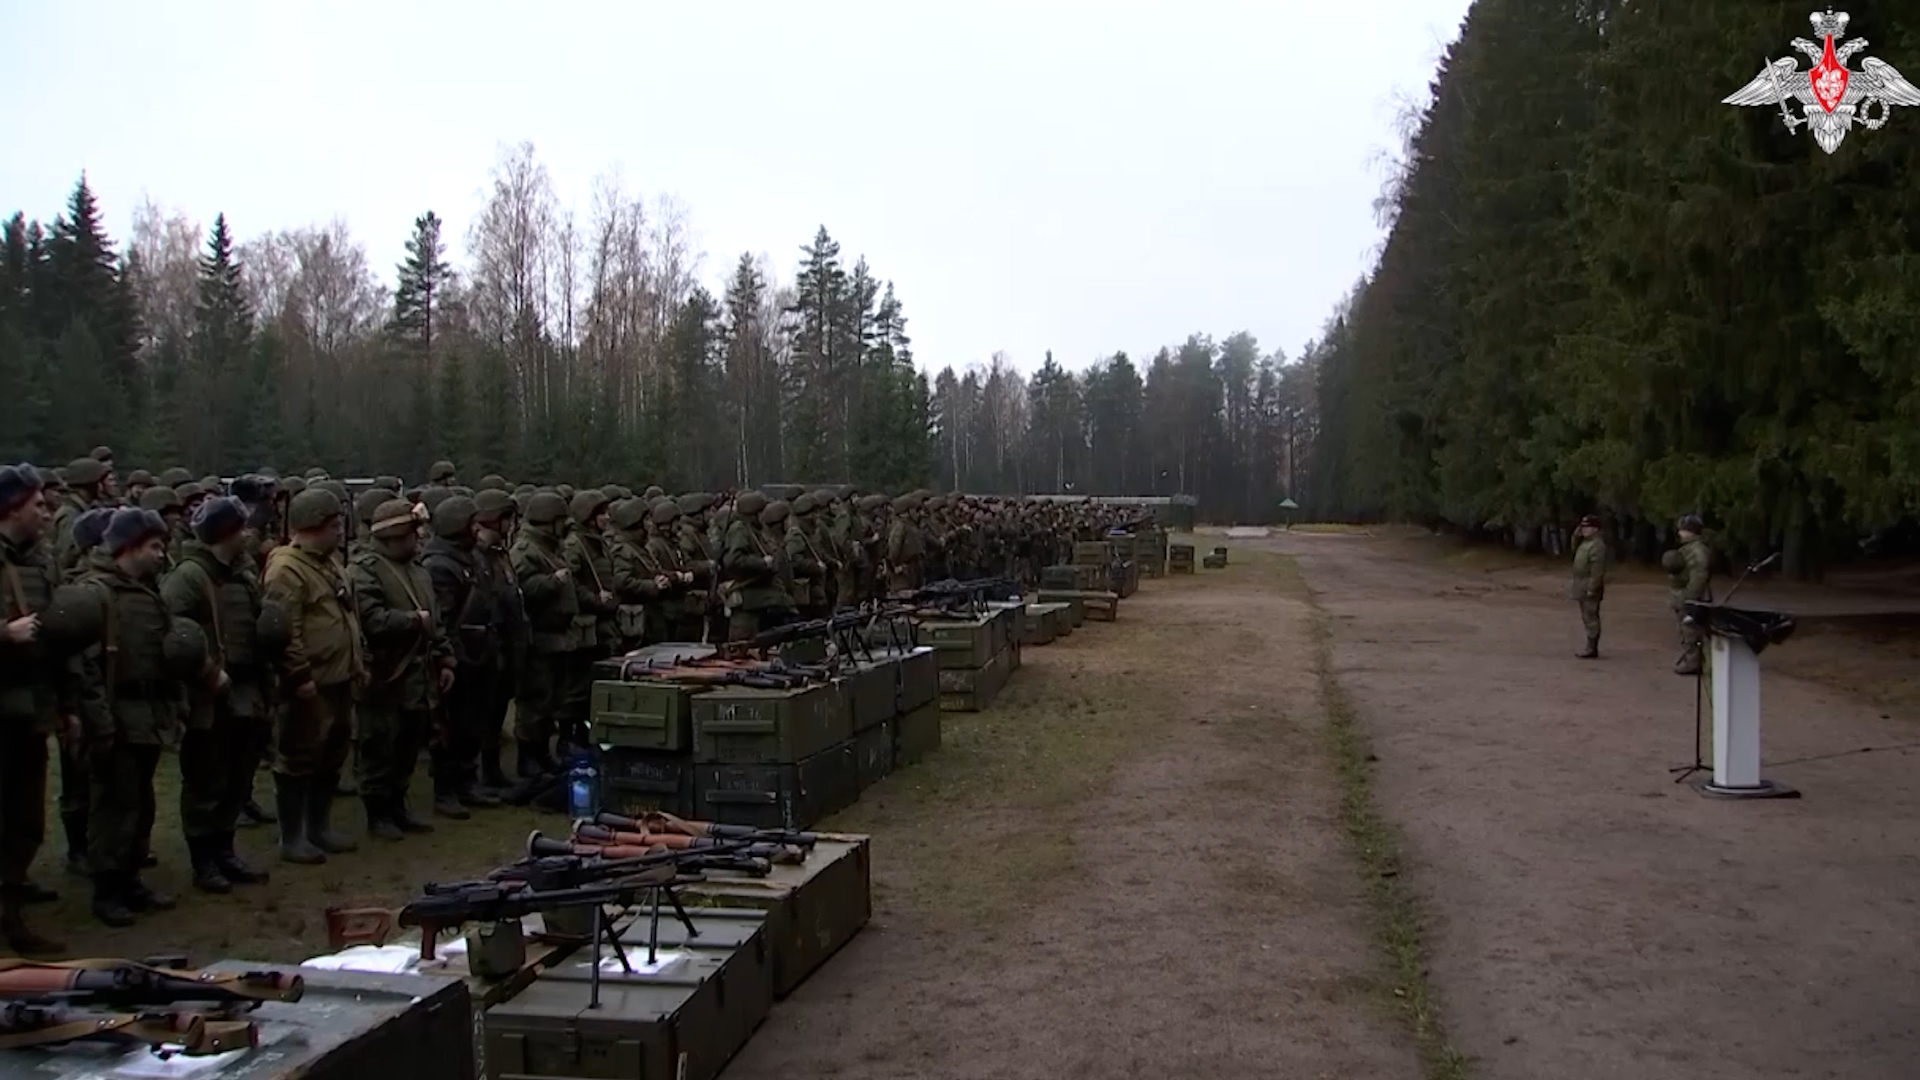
[{"left": 508, "top": 492, "right": 580, "bottom": 777}]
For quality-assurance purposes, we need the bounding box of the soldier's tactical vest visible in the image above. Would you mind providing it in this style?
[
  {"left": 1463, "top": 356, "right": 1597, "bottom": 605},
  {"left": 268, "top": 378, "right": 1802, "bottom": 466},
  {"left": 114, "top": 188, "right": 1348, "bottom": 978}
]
[
  {"left": 178, "top": 551, "right": 262, "bottom": 670},
  {"left": 0, "top": 536, "right": 61, "bottom": 728},
  {"left": 513, "top": 529, "right": 579, "bottom": 653}
]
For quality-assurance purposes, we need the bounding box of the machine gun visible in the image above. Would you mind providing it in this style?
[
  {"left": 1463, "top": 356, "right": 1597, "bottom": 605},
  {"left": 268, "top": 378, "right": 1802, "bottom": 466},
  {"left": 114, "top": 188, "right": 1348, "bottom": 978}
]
[
  {"left": 474, "top": 851, "right": 775, "bottom": 895},
  {"left": 397, "top": 866, "right": 690, "bottom": 963}
]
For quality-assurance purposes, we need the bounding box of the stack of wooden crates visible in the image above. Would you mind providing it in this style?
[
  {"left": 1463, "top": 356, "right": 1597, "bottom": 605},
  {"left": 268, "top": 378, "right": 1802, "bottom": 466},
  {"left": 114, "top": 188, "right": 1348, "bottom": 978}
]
[
  {"left": 921, "top": 606, "right": 1022, "bottom": 711},
  {"left": 1168, "top": 542, "right": 1196, "bottom": 574}
]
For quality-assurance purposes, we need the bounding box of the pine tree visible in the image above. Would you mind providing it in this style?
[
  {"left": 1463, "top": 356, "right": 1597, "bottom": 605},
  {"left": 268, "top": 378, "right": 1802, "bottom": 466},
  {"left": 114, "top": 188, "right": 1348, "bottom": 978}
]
[
  {"left": 391, "top": 211, "right": 452, "bottom": 358},
  {"left": 188, "top": 213, "right": 252, "bottom": 471}
]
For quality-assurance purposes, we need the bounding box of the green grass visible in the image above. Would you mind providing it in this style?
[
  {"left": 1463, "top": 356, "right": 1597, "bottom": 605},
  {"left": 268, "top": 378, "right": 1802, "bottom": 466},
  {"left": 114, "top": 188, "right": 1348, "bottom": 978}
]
[{"left": 1286, "top": 561, "right": 1472, "bottom": 1080}]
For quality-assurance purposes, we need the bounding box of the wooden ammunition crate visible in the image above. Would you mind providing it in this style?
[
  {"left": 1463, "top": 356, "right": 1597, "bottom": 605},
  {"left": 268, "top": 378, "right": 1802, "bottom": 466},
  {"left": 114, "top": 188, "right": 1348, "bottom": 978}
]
[
  {"left": 693, "top": 742, "right": 858, "bottom": 831},
  {"left": 681, "top": 834, "right": 873, "bottom": 997},
  {"left": 938, "top": 648, "right": 1012, "bottom": 712},
  {"left": 691, "top": 682, "right": 850, "bottom": 764}
]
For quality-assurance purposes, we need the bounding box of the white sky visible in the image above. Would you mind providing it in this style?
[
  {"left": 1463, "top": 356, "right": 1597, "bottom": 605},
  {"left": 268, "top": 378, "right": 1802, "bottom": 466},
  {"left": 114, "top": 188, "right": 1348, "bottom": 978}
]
[{"left": 0, "top": 0, "right": 1470, "bottom": 373}]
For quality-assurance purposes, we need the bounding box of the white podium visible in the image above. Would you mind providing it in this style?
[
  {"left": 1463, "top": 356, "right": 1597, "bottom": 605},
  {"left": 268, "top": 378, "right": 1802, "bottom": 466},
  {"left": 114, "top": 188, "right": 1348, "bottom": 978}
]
[{"left": 1696, "top": 627, "right": 1797, "bottom": 799}]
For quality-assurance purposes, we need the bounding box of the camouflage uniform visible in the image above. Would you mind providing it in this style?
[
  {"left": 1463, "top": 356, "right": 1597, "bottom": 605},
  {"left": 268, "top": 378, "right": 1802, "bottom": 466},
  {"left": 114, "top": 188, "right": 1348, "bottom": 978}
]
[
  {"left": 1665, "top": 524, "right": 1714, "bottom": 675},
  {"left": 1569, "top": 520, "right": 1608, "bottom": 658}
]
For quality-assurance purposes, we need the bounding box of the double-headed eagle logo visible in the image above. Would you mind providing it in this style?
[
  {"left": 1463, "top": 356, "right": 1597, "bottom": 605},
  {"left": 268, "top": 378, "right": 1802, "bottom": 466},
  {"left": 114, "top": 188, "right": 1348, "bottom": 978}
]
[{"left": 1724, "top": 9, "right": 1920, "bottom": 153}]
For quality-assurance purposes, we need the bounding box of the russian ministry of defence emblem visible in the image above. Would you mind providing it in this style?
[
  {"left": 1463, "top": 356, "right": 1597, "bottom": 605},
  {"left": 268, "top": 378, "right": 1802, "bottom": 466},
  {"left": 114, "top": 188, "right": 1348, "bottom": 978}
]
[{"left": 1723, "top": 9, "right": 1920, "bottom": 153}]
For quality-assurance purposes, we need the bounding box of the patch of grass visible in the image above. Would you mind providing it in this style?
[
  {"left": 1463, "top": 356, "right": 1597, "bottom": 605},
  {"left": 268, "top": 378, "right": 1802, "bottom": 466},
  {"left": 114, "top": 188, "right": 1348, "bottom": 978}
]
[{"left": 1291, "top": 561, "right": 1472, "bottom": 1080}]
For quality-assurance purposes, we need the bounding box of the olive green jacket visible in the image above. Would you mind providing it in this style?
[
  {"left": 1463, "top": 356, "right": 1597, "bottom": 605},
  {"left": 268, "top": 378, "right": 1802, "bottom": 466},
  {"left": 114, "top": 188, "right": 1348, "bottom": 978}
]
[
  {"left": 351, "top": 545, "right": 454, "bottom": 710},
  {"left": 0, "top": 530, "right": 74, "bottom": 733},
  {"left": 1570, "top": 536, "right": 1608, "bottom": 601},
  {"left": 264, "top": 544, "right": 367, "bottom": 690},
  {"left": 163, "top": 543, "right": 271, "bottom": 727},
  {"left": 510, "top": 524, "right": 581, "bottom": 654},
  {"left": 75, "top": 565, "right": 186, "bottom": 745}
]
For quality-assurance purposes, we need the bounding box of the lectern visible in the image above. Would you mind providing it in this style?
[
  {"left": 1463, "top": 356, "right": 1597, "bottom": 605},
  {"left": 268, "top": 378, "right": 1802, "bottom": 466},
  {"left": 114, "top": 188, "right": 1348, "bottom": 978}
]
[{"left": 1682, "top": 602, "right": 1799, "bottom": 798}]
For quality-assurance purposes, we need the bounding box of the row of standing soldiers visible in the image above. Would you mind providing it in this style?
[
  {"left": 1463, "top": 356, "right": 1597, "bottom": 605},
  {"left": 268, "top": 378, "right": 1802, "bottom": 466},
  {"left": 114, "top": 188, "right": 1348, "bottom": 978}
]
[{"left": 0, "top": 446, "right": 1145, "bottom": 953}]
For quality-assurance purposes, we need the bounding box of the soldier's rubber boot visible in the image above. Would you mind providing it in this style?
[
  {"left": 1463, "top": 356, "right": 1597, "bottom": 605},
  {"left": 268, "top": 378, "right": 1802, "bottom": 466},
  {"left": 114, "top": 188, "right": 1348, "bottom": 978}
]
[
  {"left": 391, "top": 796, "right": 435, "bottom": 835},
  {"left": 364, "top": 798, "right": 404, "bottom": 842},
  {"left": 275, "top": 774, "right": 326, "bottom": 866},
  {"left": 433, "top": 791, "right": 472, "bottom": 820},
  {"left": 215, "top": 833, "right": 270, "bottom": 885},
  {"left": 125, "top": 876, "right": 177, "bottom": 913},
  {"left": 91, "top": 873, "right": 137, "bottom": 928},
  {"left": 62, "top": 811, "right": 88, "bottom": 877},
  {"left": 1576, "top": 636, "right": 1599, "bottom": 659},
  {"left": 308, "top": 775, "right": 359, "bottom": 855},
  {"left": 188, "top": 836, "right": 234, "bottom": 895},
  {"left": 241, "top": 796, "right": 277, "bottom": 826},
  {"left": 0, "top": 886, "right": 65, "bottom": 956}
]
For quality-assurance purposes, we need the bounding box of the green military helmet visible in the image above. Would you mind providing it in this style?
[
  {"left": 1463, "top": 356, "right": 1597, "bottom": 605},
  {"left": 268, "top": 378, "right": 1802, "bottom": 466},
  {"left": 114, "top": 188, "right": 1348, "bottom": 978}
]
[
  {"left": 570, "top": 489, "right": 611, "bottom": 525},
  {"left": 525, "top": 491, "right": 568, "bottom": 525},
  {"left": 475, "top": 488, "right": 516, "bottom": 523},
  {"left": 478, "top": 474, "right": 509, "bottom": 492},
  {"left": 810, "top": 489, "right": 837, "bottom": 507},
  {"left": 40, "top": 584, "right": 105, "bottom": 653},
  {"left": 277, "top": 476, "right": 306, "bottom": 497},
  {"left": 793, "top": 492, "right": 818, "bottom": 516},
  {"left": 354, "top": 488, "right": 398, "bottom": 526},
  {"left": 857, "top": 493, "right": 888, "bottom": 511},
  {"left": 197, "top": 475, "right": 222, "bottom": 492},
  {"left": 90, "top": 445, "right": 114, "bottom": 464},
  {"left": 432, "top": 495, "right": 480, "bottom": 539},
  {"left": 421, "top": 486, "right": 456, "bottom": 514},
  {"left": 428, "top": 460, "right": 458, "bottom": 484},
  {"left": 513, "top": 483, "right": 537, "bottom": 497},
  {"left": 734, "top": 490, "right": 768, "bottom": 518},
  {"left": 373, "top": 475, "right": 404, "bottom": 493},
  {"left": 287, "top": 488, "right": 343, "bottom": 532},
  {"left": 65, "top": 457, "right": 108, "bottom": 488},
  {"left": 555, "top": 483, "right": 576, "bottom": 501},
  {"left": 649, "top": 497, "right": 681, "bottom": 527},
  {"left": 450, "top": 485, "right": 474, "bottom": 498},
  {"left": 158, "top": 467, "right": 193, "bottom": 488},
  {"left": 315, "top": 480, "right": 348, "bottom": 507},
  {"left": 761, "top": 499, "right": 791, "bottom": 526},
  {"left": 603, "top": 484, "right": 633, "bottom": 501},
  {"left": 174, "top": 482, "right": 205, "bottom": 506},
  {"left": 890, "top": 494, "right": 914, "bottom": 512},
  {"left": 609, "top": 498, "right": 648, "bottom": 533},
  {"left": 255, "top": 466, "right": 280, "bottom": 480},
  {"left": 255, "top": 597, "right": 292, "bottom": 656},
  {"left": 161, "top": 619, "right": 211, "bottom": 680},
  {"left": 675, "top": 492, "right": 707, "bottom": 516},
  {"left": 370, "top": 499, "right": 417, "bottom": 537},
  {"left": 643, "top": 485, "right": 665, "bottom": 501},
  {"left": 126, "top": 468, "right": 155, "bottom": 489},
  {"left": 37, "top": 468, "right": 64, "bottom": 494},
  {"left": 303, "top": 467, "right": 329, "bottom": 480},
  {"left": 138, "top": 486, "right": 181, "bottom": 513}
]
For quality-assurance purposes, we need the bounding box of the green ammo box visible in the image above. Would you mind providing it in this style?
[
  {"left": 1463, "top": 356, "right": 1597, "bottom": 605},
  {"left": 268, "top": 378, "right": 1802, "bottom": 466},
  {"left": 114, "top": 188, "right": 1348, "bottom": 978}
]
[
  {"left": 599, "top": 748, "right": 697, "bottom": 817},
  {"left": 1039, "top": 564, "right": 1080, "bottom": 589},
  {"left": 854, "top": 718, "right": 894, "bottom": 789},
  {"left": 483, "top": 915, "right": 761, "bottom": 1080},
  {"left": 939, "top": 648, "right": 1012, "bottom": 712},
  {"left": 1036, "top": 590, "right": 1088, "bottom": 625},
  {"left": 681, "top": 835, "right": 872, "bottom": 997},
  {"left": 194, "top": 963, "right": 474, "bottom": 1080},
  {"left": 1072, "top": 540, "right": 1114, "bottom": 565},
  {"left": 844, "top": 657, "right": 900, "bottom": 731},
  {"left": 893, "top": 702, "right": 942, "bottom": 765},
  {"left": 888, "top": 646, "right": 939, "bottom": 713},
  {"left": 920, "top": 614, "right": 996, "bottom": 669},
  {"left": 691, "top": 683, "right": 850, "bottom": 764},
  {"left": 589, "top": 680, "right": 706, "bottom": 753},
  {"left": 693, "top": 742, "right": 858, "bottom": 831}
]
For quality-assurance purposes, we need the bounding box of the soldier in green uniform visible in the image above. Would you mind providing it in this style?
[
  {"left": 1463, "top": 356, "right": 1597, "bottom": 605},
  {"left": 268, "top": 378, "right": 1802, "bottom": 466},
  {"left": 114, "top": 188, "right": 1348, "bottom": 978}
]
[
  {"left": 474, "top": 489, "right": 525, "bottom": 795},
  {"left": 674, "top": 493, "right": 719, "bottom": 643},
  {"left": 644, "top": 500, "right": 700, "bottom": 642},
  {"left": 0, "top": 466, "right": 73, "bottom": 954},
  {"left": 350, "top": 500, "right": 454, "bottom": 841},
  {"left": 1569, "top": 514, "right": 1609, "bottom": 659},
  {"left": 77, "top": 508, "right": 199, "bottom": 926},
  {"left": 428, "top": 461, "right": 458, "bottom": 487},
  {"left": 263, "top": 488, "right": 366, "bottom": 865},
  {"left": 163, "top": 496, "right": 276, "bottom": 893},
  {"left": 1664, "top": 514, "right": 1714, "bottom": 675},
  {"left": 719, "top": 491, "right": 790, "bottom": 641},
  {"left": 885, "top": 494, "right": 925, "bottom": 594},
  {"left": 52, "top": 457, "right": 112, "bottom": 576},
  {"left": 422, "top": 495, "right": 503, "bottom": 818},
  {"left": 564, "top": 490, "right": 618, "bottom": 659},
  {"left": 124, "top": 470, "right": 155, "bottom": 507},
  {"left": 510, "top": 492, "right": 579, "bottom": 776},
  {"left": 351, "top": 489, "right": 396, "bottom": 562},
  {"left": 606, "top": 498, "right": 662, "bottom": 651},
  {"left": 784, "top": 494, "right": 831, "bottom": 619},
  {"left": 139, "top": 486, "right": 184, "bottom": 565}
]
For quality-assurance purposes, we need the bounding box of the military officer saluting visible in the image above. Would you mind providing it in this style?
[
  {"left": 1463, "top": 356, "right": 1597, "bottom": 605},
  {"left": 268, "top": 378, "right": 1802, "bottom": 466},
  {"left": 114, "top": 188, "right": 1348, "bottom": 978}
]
[
  {"left": 1663, "top": 513, "right": 1714, "bottom": 675},
  {"left": 1569, "top": 514, "right": 1609, "bottom": 659}
]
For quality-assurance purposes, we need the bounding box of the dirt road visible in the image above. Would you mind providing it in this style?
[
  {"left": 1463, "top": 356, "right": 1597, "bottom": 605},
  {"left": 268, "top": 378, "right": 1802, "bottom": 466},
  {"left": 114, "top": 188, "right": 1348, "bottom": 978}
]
[
  {"left": 1275, "top": 531, "right": 1920, "bottom": 1079},
  {"left": 731, "top": 557, "right": 1422, "bottom": 1080}
]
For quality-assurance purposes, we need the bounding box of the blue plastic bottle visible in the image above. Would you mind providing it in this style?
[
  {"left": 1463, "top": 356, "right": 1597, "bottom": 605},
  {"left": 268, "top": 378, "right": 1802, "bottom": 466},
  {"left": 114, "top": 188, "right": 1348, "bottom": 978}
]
[{"left": 566, "top": 752, "right": 600, "bottom": 821}]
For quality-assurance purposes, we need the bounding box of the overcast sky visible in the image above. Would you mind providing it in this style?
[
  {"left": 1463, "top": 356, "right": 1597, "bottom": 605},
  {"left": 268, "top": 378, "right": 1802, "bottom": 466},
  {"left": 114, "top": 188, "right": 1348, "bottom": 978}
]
[{"left": 1, "top": 0, "right": 1470, "bottom": 374}]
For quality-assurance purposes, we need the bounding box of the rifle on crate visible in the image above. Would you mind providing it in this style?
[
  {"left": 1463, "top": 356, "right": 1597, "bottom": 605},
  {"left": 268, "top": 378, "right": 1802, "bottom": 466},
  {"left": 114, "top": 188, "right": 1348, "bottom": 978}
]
[
  {"left": 568, "top": 822, "right": 806, "bottom": 863},
  {"left": 595, "top": 809, "right": 820, "bottom": 850},
  {"left": 398, "top": 865, "right": 692, "bottom": 963},
  {"left": 717, "top": 607, "right": 882, "bottom": 661},
  {"left": 0, "top": 959, "right": 301, "bottom": 1057}
]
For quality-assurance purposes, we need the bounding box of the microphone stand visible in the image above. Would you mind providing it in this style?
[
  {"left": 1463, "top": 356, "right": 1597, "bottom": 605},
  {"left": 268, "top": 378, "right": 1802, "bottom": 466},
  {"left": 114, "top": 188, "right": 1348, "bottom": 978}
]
[{"left": 1670, "top": 551, "right": 1780, "bottom": 784}]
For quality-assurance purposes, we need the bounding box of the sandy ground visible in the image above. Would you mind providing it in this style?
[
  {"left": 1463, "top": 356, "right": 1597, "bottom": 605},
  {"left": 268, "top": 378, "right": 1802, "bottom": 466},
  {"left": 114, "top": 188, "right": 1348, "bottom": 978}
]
[
  {"left": 1275, "top": 530, "right": 1920, "bottom": 1079},
  {"left": 731, "top": 558, "right": 1421, "bottom": 1080}
]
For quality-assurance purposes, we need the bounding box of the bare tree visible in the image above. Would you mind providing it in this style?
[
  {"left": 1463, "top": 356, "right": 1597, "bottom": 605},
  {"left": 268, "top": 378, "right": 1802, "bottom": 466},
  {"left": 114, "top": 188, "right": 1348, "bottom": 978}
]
[{"left": 129, "top": 197, "right": 202, "bottom": 349}]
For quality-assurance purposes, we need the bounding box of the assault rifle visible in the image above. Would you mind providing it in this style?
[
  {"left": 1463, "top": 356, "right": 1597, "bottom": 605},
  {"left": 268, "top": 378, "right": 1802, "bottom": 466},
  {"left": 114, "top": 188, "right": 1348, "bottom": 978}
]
[
  {"left": 471, "top": 852, "right": 775, "bottom": 896},
  {"left": 0, "top": 960, "right": 302, "bottom": 1057}
]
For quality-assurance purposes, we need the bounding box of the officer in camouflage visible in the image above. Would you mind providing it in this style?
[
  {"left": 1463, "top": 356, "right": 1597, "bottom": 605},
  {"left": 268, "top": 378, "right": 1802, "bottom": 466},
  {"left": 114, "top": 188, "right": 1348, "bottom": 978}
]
[
  {"left": 1663, "top": 514, "right": 1714, "bottom": 676},
  {"left": 785, "top": 494, "right": 831, "bottom": 619},
  {"left": 75, "top": 508, "right": 199, "bottom": 927},
  {"left": 674, "top": 493, "right": 721, "bottom": 643},
  {"left": 474, "top": 488, "right": 525, "bottom": 795},
  {"left": 162, "top": 496, "right": 276, "bottom": 894},
  {"left": 643, "top": 499, "right": 700, "bottom": 642},
  {"left": 350, "top": 499, "right": 454, "bottom": 841},
  {"left": 719, "top": 491, "right": 790, "bottom": 640},
  {"left": 263, "top": 488, "right": 366, "bottom": 865},
  {"left": 606, "top": 498, "right": 665, "bottom": 651},
  {"left": 1569, "top": 514, "right": 1609, "bottom": 659},
  {"left": 52, "top": 457, "right": 112, "bottom": 576}
]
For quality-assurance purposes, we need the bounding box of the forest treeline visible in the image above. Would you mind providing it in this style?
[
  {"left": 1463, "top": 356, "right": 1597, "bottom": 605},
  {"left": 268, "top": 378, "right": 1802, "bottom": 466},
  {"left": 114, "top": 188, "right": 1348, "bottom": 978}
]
[
  {"left": 1295, "top": 0, "right": 1920, "bottom": 574},
  {"left": 0, "top": 141, "right": 1313, "bottom": 523}
]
